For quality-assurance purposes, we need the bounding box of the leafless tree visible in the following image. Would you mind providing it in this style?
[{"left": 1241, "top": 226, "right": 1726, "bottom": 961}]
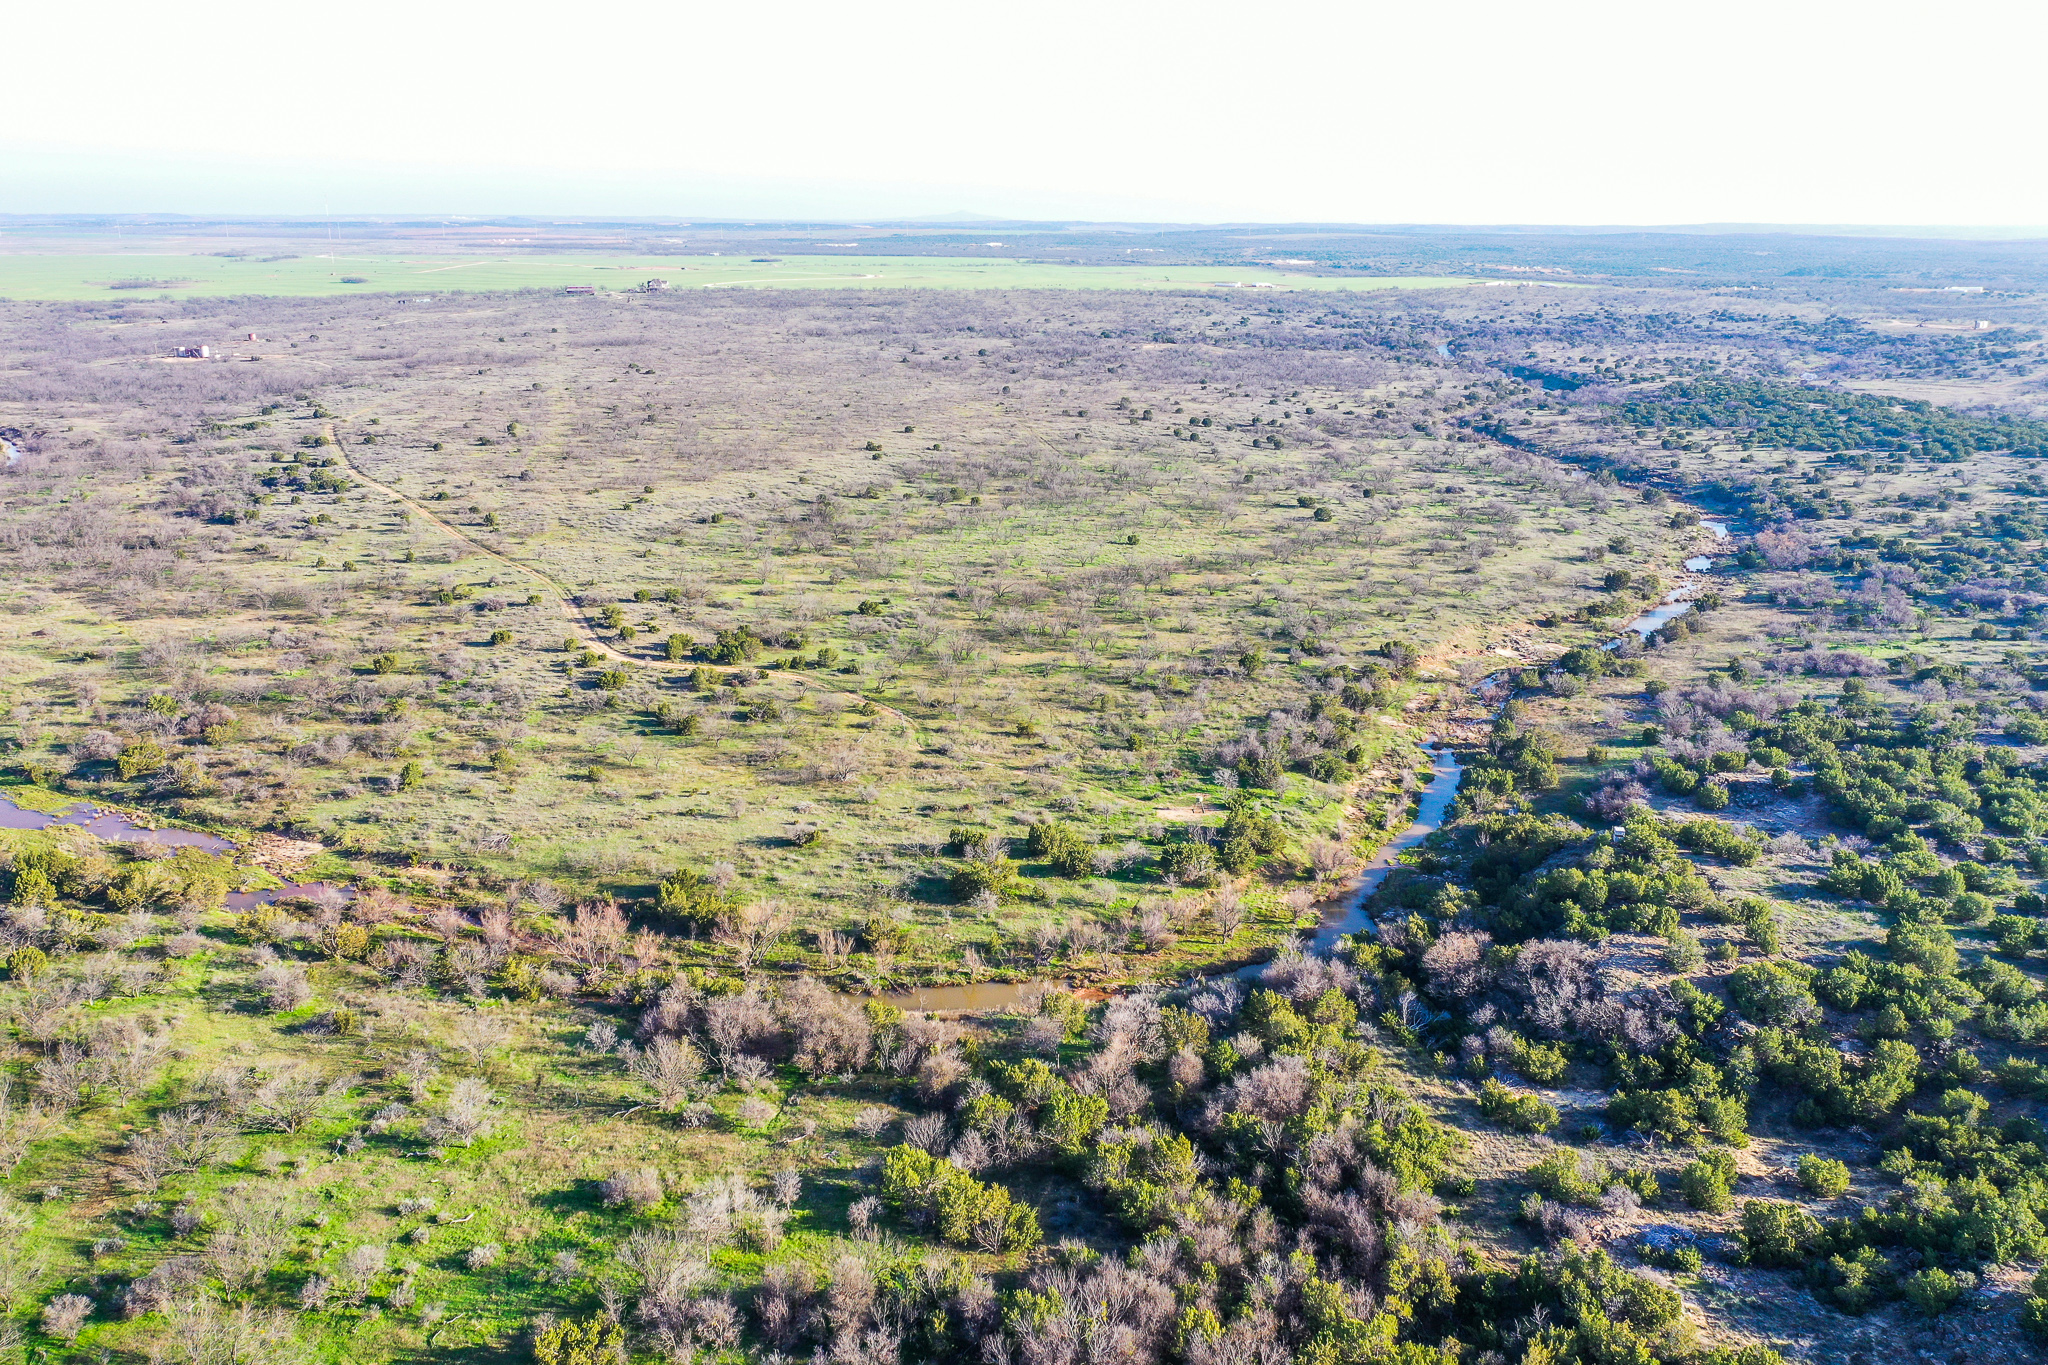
[
  {"left": 242, "top": 1064, "right": 347, "bottom": 1134},
  {"left": 903, "top": 1112, "right": 951, "bottom": 1156},
  {"left": 41, "top": 1293, "right": 92, "bottom": 1342},
  {"left": 815, "top": 927, "right": 853, "bottom": 968},
  {"left": 681, "top": 1172, "right": 763, "bottom": 1244},
  {"left": 0, "top": 1076, "right": 54, "bottom": 1174},
  {"left": 558, "top": 899, "right": 628, "bottom": 968},
  {"left": 699, "top": 990, "right": 777, "bottom": 1079},
  {"left": 1419, "top": 930, "right": 1495, "bottom": 1005},
  {"left": 336, "top": 1243, "right": 388, "bottom": 1301},
  {"left": 619, "top": 1228, "right": 727, "bottom": 1357},
  {"left": 1221, "top": 1054, "right": 1317, "bottom": 1124},
  {"left": 1209, "top": 887, "right": 1246, "bottom": 938},
  {"left": 447, "top": 1011, "right": 511, "bottom": 1067},
  {"left": 1305, "top": 838, "right": 1350, "bottom": 878},
  {"left": 424, "top": 1077, "right": 496, "bottom": 1147},
  {"left": 252, "top": 959, "right": 310, "bottom": 1013},
  {"left": 205, "top": 1184, "right": 307, "bottom": 1291},
  {"left": 1258, "top": 948, "right": 1355, "bottom": 1003},
  {"left": 625, "top": 1035, "right": 706, "bottom": 1109},
  {"left": 715, "top": 899, "right": 795, "bottom": 971},
  {"left": 753, "top": 1260, "right": 813, "bottom": 1348},
  {"left": 778, "top": 977, "right": 874, "bottom": 1077},
  {"left": 120, "top": 1254, "right": 205, "bottom": 1319},
  {"left": 1503, "top": 939, "right": 1601, "bottom": 1038},
  {"left": 151, "top": 1295, "right": 309, "bottom": 1364},
  {"left": 33, "top": 1043, "right": 96, "bottom": 1111}
]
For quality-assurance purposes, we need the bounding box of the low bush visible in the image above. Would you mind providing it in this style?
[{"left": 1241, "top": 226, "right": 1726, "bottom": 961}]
[
  {"left": 2022, "top": 1268, "right": 2048, "bottom": 1342},
  {"left": 1732, "top": 1199, "right": 1823, "bottom": 1268},
  {"left": 1795, "top": 1153, "right": 1851, "bottom": 1198},
  {"left": 880, "top": 1145, "right": 1041, "bottom": 1252},
  {"left": 1526, "top": 1148, "right": 1607, "bottom": 1205},
  {"left": 1678, "top": 1150, "right": 1738, "bottom": 1213},
  {"left": 1901, "top": 1266, "right": 1964, "bottom": 1317},
  {"left": 1638, "top": 1239, "right": 1704, "bottom": 1273},
  {"left": 1477, "top": 1079, "right": 1559, "bottom": 1134}
]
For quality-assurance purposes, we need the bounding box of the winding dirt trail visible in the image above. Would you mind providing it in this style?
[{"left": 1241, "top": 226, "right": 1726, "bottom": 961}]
[{"left": 324, "top": 425, "right": 918, "bottom": 735}]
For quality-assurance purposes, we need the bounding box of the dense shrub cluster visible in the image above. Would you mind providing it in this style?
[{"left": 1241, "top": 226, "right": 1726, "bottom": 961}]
[
  {"left": 1613, "top": 379, "right": 2048, "bottom": 458},
  {"left": 887, "top": 970, "right": 1785, "bottom": 1365},
  {"left": 1368, "top": 605, "right": 2048, "bottom": 1335}
]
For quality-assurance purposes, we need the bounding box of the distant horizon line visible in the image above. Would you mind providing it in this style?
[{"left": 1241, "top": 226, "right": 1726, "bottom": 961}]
[{"left": 3, "top": 214, "right": 2047, "bottom": 242}]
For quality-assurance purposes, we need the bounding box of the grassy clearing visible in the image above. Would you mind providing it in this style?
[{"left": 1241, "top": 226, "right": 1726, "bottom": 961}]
[
  {"left": 0, "top": 286, "right": 1693, "bottom": 990},
  {"left": 0, "top": 915, "right": 959, "bottom": 1363}
]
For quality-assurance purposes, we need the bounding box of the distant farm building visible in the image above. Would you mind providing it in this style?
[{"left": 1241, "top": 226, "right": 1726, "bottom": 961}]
[
  {"left": 171, "top": 345, "right": 211, "bottom": 358},
  {"left": 563, "top": 285, "right": 596, "bottom": 296},
  {"left": 642, "top": 278, "right": 671, "bottom": 291}
]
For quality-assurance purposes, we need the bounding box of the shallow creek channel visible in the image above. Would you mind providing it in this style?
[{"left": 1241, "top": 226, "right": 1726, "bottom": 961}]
[
  {"left": 878, "top": 512, "right": 1734, "bottom": 1013},
  {"left": 1610, "top": 519, "right": 1730, "bottom": 644},
  {"left": 0, "top": 793, "right": 348, "bottom": 908},
  {"left": 876, "top": 747, "right": 1466, "bottom": 1013}
]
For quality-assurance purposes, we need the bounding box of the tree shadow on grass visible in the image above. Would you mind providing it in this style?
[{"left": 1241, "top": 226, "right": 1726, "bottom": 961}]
[
  {"left": 527, "top": 1179, "right": 608, "bottom": 1222},
  {"left": 388, "top": 1339, "right": 529, "bottom": 1365}
]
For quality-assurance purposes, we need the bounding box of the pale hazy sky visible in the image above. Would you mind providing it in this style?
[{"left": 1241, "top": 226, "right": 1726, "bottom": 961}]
[{"left": 6, "top": 0, "right": 2042, "bottom": 225}]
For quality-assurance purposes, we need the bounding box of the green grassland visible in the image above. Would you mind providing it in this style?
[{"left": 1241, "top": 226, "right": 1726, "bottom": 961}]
[
  {"left": 0, "top": 252, "right": 1482, "bottom": 301},
  {"left": 0, "top": 885, "right": 1052, "bottom": 1364},
  {"left": 12, "top": 276, "right": 2048, "bottom": 1365},
  {"left": 0, "top": 286, "right": 1698, "bottom": 991}
]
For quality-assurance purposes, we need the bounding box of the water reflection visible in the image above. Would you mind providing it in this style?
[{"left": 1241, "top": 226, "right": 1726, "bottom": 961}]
[
  {"left": 1305, "top": 747, "right": 1463, "bottom": 955},
  {"left": 0, "top": 792, "right": 348, "bottom": 903},
  {"left": 875, "top": 747, "right": 1467, "bottom": 1013},
  {"left": 0, "top": 793, "right": 234, "bottom": 850}
]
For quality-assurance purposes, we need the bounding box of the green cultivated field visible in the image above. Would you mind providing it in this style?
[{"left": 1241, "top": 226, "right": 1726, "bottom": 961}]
[{"left": 0, "top": 252, "right": 1482, "bottom": 301}]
